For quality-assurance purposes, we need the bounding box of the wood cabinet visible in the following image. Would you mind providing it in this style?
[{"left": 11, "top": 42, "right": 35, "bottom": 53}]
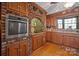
[
  {"left": 52, "top": 32, "right": 56, "bottom": 43},
  {"left": 72, "top": 36, "right": 79, "bottom": 48},
  {"left": 63, "top": 35, "right": 73, "bottom": 46},
  {"left": 1, "top": 2, "right": 46, "bottom": 56},
  {"left": 46, "top": 31, "right": 52, "bottom": 42},
  {"left": 7, "top": 2, "right": 28, "bottom": 16},
  {"left": 7, "top": 2, "right": 19, "bottom": 12},
  {"left": 32, "top": 32, "right": 46, "bottom": 51},
  {"left": 63, "top": 34, "right": 79, "bottom": 48},
  {"left": 19, "top": 2, "right": 28, "bottom": 16},
  {"left": 52, "top": 32, "right": 63, "bottom": 44},
  {"left": 32, "top": 36, "right": 38, "bottom": 50},
  {"left": 51, "top": 32, "right": 79, "bottom": 49},
  {"left": 6, "top": 41, "right": 19, "bottom": 56},
  {"left": 6, "top": 40, "right": 28, "bottom": 56},
  {"left": 19, "top": 40, "right": 28, "bottom": 56},
  {"left": 55, "top": 33, "right": 63, "bottom": 44}
]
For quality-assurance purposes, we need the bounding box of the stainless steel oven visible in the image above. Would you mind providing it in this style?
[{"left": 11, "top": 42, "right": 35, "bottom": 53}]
[{"left": 6, "top": 14, "right": 29, "bottom": 39}]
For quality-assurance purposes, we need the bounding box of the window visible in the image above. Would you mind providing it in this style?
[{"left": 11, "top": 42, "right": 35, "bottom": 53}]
[
  {"left": 57, "top": 17, "right": 77, "bottom": 29},
  {"left": 64, "top": 18, "right": 76, "bottom": 29},
  {"left": 57, "top": 19, "right": 63, "bottom": 29}
]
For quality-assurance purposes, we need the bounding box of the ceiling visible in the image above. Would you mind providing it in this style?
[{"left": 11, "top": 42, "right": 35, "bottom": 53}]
[{"left": 35, "top": 2, "right": 79, "bottom": 15}]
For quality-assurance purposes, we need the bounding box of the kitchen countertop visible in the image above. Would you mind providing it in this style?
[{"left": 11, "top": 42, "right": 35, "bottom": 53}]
[{"left": 51, "top": 29, "right": 79, "bottom": 37}]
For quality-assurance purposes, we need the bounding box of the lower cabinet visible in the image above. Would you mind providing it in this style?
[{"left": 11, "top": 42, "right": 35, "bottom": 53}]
[
  {"left": 32, "top": 36, "right": 38, "bottom": 51},
  {"left": 73, "top": 37, "right": 79, "bottom": 48},
  {"left": 6, "top": 41, "right": 19, "bottom": 56},
  {"left": 52, "top": 32, "right": 79, "bottom": 49},
  {"left": 19, "top": 40, "right": 28, "bottom": 56},
  {"left": 63, "top": 34, "right": 79, "bottom": 49},
  {"left": 63, "top": 35, "right": 74, "bottom": 47},
  {"left": 52, "top": 32, "right": 63, "bottom": 45},
  {"left": 32, "top": 32, "right": 46, "bottom": 51},
  {"left": 6, "top": 40, "right": 28, "bottom": 56},
  {"left": 46, "top": 31, "right": 52, "bottom": 42}
]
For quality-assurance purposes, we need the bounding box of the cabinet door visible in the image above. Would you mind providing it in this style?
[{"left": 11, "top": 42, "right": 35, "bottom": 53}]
[
  {"left": 37, "top": 37, "right": 42, "bottom": 48},
  {"left": 63, "top": 35, "right": 74, "bottom": 47},
  {"left": 59, "top": 34, "right": 63, "bottom": 44},
  {"left": 32, "top": 33, "right": 46, "bottom": 51},
  {"left": 74, "top": 37, "right": 79, "bottom": 48},
  {"left": 52, "top": 32, "right": 56, "bottom": 43},
  {"left": 54, "top": 32, "right": 59, "bottom": 44},
  {"left": 46, "top": 31, "right": 52, "bottom": 42},
  {"left": 6, "top": 42, "right": 19, "bottom": 56},
  {"left": 68, "top": 36, "right": 74, "bottom": 47},
  {"left": 42, "top": 35, "right": 46, "bottom": 44},
  {"left": 32, "top": 36, "right": 38, "bottom": 51},
  {"left": 55, "top": 33, "right": 59, "bottom": 44},
  {"left": 19, "top": 40, "right": 28, "bottom": 56},
  {"left": 63, "top": 35, "right": 69, "bottom": 46},
  {"left": 19, "top": 3, "right": 28, "bottom": 16},
  {"left": 8, "top": 2, "right": 19, "bottom": 12}
]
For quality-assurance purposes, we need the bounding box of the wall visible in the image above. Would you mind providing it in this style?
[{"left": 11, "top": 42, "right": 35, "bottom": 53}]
[
  {"left": 0, "top": 3, "right": 1, "bottom": 56},
  {"left": 46, "top": 7, "right": 79, "bottom": 28},
  {"left": 1, "top": 2, "right": 46, "bottom": 56}
]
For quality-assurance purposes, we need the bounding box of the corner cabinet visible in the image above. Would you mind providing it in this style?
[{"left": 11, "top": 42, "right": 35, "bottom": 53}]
[
  {"left": 32, "top": 32, "right": 46, "bottom": 51},
  {"left": 46, "top": 31, "right": 52, "bottom": 42}
]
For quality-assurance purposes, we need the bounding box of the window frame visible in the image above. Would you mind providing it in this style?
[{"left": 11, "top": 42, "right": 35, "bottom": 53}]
[{"left": 57, "top": 16, "right": 78, "bottom": 29}]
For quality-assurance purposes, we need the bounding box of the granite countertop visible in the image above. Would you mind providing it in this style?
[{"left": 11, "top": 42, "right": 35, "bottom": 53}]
[
  {"left": 52, "top": 29, "right": 79, "bottom": 37},
  {"left": 31, "top": 31, "right": 46, "bottom": 36}
]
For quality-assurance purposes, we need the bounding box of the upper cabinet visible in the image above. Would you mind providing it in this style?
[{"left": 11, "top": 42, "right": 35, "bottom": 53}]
[
  {"left": 19, "top": 2, "right": 28, "bottom": 16},
  {"left": 6, "top": 2, "right": 29, "bottom": 16},
  {"left": 28, "top": 3, "right": 47, "bottom": 16},
  {"left": 6, "top": 2, "right": 47, "bottom": 17},
  {"left": 7, "top": 3, "right": 19, "bottom": 12}
]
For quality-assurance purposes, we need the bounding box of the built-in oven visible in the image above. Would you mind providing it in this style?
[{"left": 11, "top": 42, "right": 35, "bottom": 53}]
[{"left": 6, "top": 14, "right": 29, "bottom": 39}]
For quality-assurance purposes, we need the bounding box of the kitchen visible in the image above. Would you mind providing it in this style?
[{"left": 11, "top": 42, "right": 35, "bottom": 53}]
[{"left": 0, "top": 2, "right": 79, "bottom": 56}]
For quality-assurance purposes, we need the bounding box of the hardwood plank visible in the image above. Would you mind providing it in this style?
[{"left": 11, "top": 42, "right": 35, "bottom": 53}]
[{"left": 32, "top": 42, "right": 78, "bottom": 56}]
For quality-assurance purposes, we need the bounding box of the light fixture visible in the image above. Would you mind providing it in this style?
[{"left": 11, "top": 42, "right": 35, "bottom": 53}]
[{"left": 64, "top": 2, "right": 75, "bottom": 8}]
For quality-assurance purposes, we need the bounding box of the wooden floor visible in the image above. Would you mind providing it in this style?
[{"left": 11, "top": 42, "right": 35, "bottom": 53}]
[{"left": 32, "top": 43, "right": 78, "bottom": 56}]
